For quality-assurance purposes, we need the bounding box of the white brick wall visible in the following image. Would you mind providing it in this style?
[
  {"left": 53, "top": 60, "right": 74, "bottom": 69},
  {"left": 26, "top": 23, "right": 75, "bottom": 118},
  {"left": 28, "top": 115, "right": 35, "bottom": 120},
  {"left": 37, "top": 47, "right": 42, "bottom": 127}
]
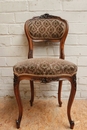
[{"left": 0, "top": 0, "right": 87, "bottom": 99}]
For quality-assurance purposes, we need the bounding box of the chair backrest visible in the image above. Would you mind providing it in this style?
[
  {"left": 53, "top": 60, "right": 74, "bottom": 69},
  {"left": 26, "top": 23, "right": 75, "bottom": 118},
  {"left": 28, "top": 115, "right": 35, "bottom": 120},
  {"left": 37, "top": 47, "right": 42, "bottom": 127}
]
[{"left": 24, "top": 14, "right": 68, "bottom": 59}]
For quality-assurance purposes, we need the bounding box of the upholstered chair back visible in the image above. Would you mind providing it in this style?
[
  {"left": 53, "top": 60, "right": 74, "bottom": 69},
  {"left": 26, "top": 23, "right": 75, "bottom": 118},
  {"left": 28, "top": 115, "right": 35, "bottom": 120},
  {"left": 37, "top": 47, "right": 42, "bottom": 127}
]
[{"left": 24, "top": 14, "right": 68, "bottom": 59}]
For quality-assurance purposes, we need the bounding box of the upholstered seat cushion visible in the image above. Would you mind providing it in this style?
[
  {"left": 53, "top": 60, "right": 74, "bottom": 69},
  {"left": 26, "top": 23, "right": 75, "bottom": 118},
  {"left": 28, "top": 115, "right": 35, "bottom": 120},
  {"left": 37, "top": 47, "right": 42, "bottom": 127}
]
[{"left": 13, "top": 58, "right": 77, "bottom": 76}]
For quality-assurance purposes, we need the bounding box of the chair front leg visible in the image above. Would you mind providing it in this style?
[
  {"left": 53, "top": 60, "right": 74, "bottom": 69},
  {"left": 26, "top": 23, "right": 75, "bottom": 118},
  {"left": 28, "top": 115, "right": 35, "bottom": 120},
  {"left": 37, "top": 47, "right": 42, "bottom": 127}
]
[
  {"left": 67, "top": 74, "right": 76, "bottom": 129},
  {"left": 30, "top": 80, "right": 34, "bottom": 106},
  {"left": 58, "top": 80, "right": 62, "bottom": 107},
  {"left": 14, "top": 74, "right": 23, "bottom": 129}
]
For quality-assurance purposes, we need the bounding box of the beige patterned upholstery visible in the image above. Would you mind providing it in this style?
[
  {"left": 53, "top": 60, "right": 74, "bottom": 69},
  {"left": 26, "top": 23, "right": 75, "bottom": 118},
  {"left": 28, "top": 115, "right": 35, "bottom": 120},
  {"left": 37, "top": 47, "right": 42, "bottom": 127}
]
[
  {"left": 28, "top": 19, "right": 66, "bottom": 39},
  {"left": 13, "top": 58, "right": 77, "bottom": 76}
]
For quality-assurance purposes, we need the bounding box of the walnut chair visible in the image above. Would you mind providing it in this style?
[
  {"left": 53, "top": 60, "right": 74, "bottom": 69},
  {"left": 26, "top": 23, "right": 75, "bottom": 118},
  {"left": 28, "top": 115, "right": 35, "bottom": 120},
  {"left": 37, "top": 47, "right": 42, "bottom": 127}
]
[{"left": 13, "top": 14, "right": 77, "bottom": 129}]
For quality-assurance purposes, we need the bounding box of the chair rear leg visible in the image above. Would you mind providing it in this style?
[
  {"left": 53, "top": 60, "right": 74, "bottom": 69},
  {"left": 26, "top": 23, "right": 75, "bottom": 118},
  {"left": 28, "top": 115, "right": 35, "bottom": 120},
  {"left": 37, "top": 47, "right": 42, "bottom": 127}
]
[
  {"left": 30, "top": 80, "right": 34, "bottom": 106},
  {"left": 14, "top": 74, "right": 23, "bottom": 129},
  {"left": 67, "top": 74, "right": 76, "bottom": 129},
  {"left": 58, "top": 80, "right": 62, "bottom": 107}
]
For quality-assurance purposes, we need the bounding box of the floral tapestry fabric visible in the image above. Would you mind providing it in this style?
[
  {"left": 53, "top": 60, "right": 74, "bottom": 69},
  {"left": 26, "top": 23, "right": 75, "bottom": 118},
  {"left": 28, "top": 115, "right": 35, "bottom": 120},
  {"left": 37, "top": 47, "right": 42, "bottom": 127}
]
[
  {"left": 13, "top": 58, "right": 77, "bottom": 76},
  {"left": 28, "top": 19, "right": 66, "bottom": 39}
]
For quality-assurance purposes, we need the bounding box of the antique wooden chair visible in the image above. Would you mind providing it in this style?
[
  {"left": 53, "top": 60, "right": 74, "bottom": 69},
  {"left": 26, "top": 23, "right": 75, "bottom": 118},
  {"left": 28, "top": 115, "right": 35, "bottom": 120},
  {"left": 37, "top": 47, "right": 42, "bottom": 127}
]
[{"left": 13, "top": 14, "right": 77, "bottom": 129}]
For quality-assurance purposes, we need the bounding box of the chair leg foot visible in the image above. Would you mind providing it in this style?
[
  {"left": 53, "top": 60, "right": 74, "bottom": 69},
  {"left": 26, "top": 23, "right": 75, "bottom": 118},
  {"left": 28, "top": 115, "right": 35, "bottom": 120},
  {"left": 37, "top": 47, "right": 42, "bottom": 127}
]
[
  {"left": 59, "top": 102, "right": 62, "bottom": 107},
  {"left": 70, "top": 120, "right": 74, "bottom": 129},
  {"left": 30, "top": 100, "right": 33, "bottom": 106},
  {"left": 16, "top": 120, "right": 21, "bottom": 129}
]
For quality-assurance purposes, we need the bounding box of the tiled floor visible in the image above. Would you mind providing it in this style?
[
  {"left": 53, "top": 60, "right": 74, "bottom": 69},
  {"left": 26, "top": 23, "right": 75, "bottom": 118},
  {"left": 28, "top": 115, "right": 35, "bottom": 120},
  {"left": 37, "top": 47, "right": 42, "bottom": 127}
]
[{"left": 0, "top": 97, "right": 87, "bottom": 130}]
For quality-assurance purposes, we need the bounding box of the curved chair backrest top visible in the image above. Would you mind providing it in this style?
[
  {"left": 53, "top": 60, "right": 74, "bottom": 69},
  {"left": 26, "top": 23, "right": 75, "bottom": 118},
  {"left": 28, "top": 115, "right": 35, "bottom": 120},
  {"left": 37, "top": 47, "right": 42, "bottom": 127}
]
[{"left": 24, "top": 14, "right": 69, "bottom": 59}]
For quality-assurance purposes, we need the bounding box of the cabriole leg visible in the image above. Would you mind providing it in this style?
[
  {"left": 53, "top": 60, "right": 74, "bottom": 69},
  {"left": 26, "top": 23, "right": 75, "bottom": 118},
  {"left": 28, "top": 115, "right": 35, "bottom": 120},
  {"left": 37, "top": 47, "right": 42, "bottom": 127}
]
[
  {"left": 14, "top": 74, "right": 23, "bottom": 129},
  {"left": 67, "top": 74, "right": 76, "bottom": 129}
]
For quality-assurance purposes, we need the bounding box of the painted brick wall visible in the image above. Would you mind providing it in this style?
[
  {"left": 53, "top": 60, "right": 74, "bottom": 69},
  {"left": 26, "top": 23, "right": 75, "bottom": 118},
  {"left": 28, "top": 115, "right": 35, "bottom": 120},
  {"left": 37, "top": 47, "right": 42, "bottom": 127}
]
[{"left": 0, "top": 0, "right": 87, "bottom": 99}]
